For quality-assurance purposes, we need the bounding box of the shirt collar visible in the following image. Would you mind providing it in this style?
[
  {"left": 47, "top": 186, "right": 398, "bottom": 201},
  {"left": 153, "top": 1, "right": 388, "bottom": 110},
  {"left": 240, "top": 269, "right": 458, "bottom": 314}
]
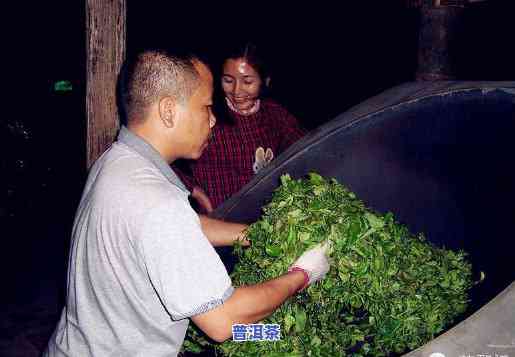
[{"left": 117, "top": 126, "right": 189, "bottom": 194}]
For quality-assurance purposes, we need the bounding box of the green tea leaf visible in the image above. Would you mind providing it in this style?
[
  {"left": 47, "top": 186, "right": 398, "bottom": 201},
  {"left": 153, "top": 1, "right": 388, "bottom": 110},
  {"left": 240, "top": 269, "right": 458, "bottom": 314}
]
[
  {"left": 295, "top": 308, "right": 307, "bottom": 333},
  {"left": 185, "top": 173, "right": 474, "bottom": 357},
  {"left": 265, "top": 244, "right": 282, "bottom": 257}
]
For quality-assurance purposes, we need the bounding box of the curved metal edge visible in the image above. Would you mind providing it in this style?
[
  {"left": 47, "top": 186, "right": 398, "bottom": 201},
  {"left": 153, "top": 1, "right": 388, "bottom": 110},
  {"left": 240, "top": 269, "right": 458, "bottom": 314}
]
[
  {"left": 403, "top": 281, "right": 515, "bottom": 357},
  {"left": 213, "top": 80, "right": 515, "bottom": 220},
  {"left": 210, "top": 80, "right": 515, "bottom": 355}
]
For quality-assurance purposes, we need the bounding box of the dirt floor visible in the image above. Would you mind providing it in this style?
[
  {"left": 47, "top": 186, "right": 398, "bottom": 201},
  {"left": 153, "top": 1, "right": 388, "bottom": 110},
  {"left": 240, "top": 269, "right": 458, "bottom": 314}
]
[{"left": 0, "top": 292, "right": 60, "bottom": 357}]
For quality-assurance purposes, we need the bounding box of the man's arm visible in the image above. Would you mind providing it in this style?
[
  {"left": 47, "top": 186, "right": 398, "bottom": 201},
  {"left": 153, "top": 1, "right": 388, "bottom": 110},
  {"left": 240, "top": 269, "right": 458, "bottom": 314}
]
[
  {"left": 199, "top": 215, "right": 249, "bottom": 247},
  {"left": 191, "top": 271, "right": 305, "bottom": 342},
  {"left": 191, "top": 243, "right": 330, "bottom": 342}
]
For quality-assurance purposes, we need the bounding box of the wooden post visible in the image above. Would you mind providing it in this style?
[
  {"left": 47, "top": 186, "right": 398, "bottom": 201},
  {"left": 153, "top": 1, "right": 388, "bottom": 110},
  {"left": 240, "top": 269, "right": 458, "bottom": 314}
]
[
  {"left": 415, "top": 0, "right": 465, "bottom": 81},
  {"left": 86, "top": 0, "right": 126, "bottom": 168}
]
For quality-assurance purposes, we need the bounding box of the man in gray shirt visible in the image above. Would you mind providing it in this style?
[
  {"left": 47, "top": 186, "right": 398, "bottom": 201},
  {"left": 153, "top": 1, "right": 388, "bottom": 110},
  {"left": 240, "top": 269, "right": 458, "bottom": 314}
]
[{"left": 44, "top": 51, "right": 330, "bottom": 356}]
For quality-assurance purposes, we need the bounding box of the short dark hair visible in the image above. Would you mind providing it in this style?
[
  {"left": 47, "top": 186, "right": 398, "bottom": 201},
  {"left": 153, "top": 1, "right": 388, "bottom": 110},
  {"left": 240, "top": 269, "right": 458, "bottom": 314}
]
[
  {"left": 224, "top": 42, "right": 269, "bottom": 82},
  {"left": 118, "top": 50, "right": 200, "bottom": 125}
]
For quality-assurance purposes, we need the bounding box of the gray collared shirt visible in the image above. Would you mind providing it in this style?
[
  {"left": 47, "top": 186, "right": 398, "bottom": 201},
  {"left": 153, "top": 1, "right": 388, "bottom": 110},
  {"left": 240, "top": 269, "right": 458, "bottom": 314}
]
[
  {"left": 44, "top": 127, "right": 233, "bottom": 357},
  {"left": 117, "top": 125, "right": 189, "bottom": 194}
]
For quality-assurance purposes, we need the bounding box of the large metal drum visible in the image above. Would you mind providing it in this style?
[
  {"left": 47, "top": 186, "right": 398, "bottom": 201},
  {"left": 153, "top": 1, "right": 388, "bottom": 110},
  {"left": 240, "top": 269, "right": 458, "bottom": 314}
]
[{"left": 213, "top": 81, "right": 515, "bottom": 357}]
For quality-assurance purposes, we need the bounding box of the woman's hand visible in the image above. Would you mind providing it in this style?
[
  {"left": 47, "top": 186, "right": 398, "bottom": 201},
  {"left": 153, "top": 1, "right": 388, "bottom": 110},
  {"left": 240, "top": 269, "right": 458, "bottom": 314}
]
[{"left": 191, "top": 186, "right": 214, "bottom": 213}]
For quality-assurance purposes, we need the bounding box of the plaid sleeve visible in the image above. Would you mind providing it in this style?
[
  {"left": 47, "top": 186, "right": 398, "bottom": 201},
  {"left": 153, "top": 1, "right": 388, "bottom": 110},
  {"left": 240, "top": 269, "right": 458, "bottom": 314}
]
[{"left": 276, "top": 107, "right": 306, "bottom": 152}]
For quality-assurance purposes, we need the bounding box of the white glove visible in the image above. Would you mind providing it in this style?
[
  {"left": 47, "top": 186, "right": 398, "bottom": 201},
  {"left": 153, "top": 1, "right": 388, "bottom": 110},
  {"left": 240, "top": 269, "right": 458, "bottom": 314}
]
[{"left": 288, "top": 242, "right": 331, "bottom": 290}]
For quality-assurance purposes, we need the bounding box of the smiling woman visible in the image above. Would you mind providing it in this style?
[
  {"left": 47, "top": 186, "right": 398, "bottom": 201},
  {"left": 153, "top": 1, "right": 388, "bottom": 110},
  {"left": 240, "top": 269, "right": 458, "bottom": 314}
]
[
  {"left": 221, "top": 47, "right": 266, "bottom": 115},
  {"left": 174, "top": 42, "right": 306, "bottom": 213},
  {"left": 222, "top": 58, "right": 262, "bottom": 115}
]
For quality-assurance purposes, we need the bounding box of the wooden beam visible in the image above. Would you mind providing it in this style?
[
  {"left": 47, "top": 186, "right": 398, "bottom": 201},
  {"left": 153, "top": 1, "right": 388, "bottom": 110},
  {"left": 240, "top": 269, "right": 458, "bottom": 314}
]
[
  {"left": 86, "top": 0, "right": 126, "bottom": 168},
  {"left": 415, "top": 4, "right": 464, "bottom": 80}
]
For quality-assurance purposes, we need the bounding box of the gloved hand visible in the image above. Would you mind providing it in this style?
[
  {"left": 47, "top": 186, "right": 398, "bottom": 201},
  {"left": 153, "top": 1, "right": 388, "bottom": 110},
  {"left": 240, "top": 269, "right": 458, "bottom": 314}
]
[{"left": 288, "top": 242, "right": 331, "bottom": 291}]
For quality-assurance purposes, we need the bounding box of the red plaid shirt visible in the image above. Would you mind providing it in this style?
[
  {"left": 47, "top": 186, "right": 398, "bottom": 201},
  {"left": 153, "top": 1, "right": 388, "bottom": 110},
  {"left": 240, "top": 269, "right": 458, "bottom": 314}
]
[{"left": 174, "top": 99, "right": 305, "bottom": 208}]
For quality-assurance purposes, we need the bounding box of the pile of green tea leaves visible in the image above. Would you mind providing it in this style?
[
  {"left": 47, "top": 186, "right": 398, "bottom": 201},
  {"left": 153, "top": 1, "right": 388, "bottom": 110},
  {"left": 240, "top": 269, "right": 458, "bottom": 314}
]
[{"left": 185, "top": 173, "right": 473, "bottom": 356}]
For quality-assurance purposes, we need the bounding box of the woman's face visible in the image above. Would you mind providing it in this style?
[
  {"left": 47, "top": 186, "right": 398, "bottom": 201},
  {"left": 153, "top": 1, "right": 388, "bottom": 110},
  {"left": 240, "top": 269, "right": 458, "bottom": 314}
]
[{"left": 222, "top": 57, "right": 262, "bottom": 112}]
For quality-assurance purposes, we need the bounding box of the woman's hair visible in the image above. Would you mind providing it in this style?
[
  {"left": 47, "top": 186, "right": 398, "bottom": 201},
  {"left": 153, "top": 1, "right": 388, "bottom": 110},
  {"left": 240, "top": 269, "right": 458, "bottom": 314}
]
[{"left": 224, "top": 42, "right": 270, "bottom": 83}]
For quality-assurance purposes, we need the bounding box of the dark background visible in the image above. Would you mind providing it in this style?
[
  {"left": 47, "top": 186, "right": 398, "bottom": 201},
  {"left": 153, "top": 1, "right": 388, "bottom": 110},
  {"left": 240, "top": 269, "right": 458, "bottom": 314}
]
[{"left": 0, "top": 0, "right": 514, "bottom": 353}]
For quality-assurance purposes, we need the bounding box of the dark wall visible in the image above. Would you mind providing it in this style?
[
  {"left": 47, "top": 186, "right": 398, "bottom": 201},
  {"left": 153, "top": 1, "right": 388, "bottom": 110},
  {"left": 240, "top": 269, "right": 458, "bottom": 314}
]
[
  {"left": 127, "top": 1, "right": 419, "bottom": 129},
  {"left": 127, "top": 1, "right": 515, "bottom": 129},
  {"left": 2, "top": 1, "right": 86, "bottom": 305}
]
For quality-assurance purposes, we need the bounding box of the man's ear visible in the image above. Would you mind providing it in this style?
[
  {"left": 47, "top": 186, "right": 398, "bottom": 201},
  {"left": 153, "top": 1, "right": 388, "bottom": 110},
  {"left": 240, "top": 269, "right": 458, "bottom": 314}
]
[{"left": 159, "top": 96, "right": 176, "bottom": 128}]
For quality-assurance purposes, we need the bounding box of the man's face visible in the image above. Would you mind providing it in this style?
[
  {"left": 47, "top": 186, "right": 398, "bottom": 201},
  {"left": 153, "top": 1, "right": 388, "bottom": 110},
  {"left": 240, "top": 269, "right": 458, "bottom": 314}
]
[
  {"left": 222, "top": 57, "right": 262, "bottom": 112},
  {"left": 175, "top": 62, "right": 216, "bottom": 159}
]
